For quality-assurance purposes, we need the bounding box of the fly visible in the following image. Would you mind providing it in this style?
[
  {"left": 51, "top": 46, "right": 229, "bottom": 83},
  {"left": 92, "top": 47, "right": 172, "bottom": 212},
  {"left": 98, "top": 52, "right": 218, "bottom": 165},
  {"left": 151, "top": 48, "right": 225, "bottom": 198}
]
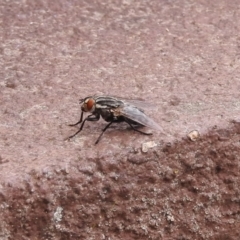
[{"left": 68, "top": 95, "right": 163, "bottom": 144}]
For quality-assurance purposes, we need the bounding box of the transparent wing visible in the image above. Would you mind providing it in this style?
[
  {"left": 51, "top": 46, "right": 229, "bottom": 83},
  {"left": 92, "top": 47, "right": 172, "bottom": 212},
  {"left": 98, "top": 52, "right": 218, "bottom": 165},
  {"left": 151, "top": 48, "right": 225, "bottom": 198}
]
[
  {"left": 115, "top": 105, "right": 163, "bottom": 132},
  {"left": 121, "top": 99, "right": 155, "bottom": 110}
]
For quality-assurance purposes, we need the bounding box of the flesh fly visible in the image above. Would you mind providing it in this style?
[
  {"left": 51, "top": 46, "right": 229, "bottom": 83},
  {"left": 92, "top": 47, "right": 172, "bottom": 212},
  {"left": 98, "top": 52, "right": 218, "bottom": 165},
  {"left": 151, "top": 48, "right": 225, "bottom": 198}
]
[{"left": 68, "top": 95, "right": 163, "bottom": 144}]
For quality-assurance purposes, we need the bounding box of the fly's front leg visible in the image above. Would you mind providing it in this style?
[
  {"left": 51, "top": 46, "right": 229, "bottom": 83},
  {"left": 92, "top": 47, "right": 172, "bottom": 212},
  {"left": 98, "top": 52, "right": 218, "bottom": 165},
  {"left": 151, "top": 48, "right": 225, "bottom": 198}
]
[
  {"left": 68, "top": 114, "right": 100, "bottom": 139},
  {"left": 68, "top": 111, "right": 84, "bottom": 126}
]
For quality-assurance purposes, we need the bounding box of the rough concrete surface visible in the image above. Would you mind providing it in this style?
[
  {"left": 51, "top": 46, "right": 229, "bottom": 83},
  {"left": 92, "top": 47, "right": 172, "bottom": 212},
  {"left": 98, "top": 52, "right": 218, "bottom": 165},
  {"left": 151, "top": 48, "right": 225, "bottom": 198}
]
[{"left": 0, "top": 0, "right": 240, "bottom": 239}]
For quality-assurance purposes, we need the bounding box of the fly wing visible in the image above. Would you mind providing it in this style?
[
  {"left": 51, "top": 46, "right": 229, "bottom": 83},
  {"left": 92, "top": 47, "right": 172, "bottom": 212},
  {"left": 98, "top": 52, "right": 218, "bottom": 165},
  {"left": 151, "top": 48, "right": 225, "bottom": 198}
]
[
  {"left": 122, "top": 99, "right": 155, "bottom": 110},
  {"left": 115, "top": 105, "right": 163, "bottom": 132}
]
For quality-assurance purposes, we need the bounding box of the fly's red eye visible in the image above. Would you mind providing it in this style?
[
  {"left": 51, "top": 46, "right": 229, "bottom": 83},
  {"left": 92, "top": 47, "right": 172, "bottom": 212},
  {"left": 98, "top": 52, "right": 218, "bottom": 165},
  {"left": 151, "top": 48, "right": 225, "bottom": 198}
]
[{"left": 86, "top": 98, "right": 95, "bottom": 111}]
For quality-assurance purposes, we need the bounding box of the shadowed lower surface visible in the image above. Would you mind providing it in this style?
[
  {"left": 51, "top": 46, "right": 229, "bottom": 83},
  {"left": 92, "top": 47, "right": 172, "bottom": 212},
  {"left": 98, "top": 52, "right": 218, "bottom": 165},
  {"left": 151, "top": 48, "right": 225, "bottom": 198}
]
[{"left": 1, "top": 123, "right": 240, "bottom": 239}]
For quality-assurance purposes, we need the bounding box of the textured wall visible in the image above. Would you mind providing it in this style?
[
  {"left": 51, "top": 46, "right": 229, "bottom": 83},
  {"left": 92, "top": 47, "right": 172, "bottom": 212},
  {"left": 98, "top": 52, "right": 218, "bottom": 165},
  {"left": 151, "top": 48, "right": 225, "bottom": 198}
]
[{"left": 0, "top": 0, "right": 240, "bottom": 239}]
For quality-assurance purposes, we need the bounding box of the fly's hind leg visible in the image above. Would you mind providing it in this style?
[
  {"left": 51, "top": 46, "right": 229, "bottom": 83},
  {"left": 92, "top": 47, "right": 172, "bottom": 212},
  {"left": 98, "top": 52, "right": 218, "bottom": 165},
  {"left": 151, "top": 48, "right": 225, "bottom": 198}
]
[{"left": 125, "top": 119, "right": 152, "bottom": 136}]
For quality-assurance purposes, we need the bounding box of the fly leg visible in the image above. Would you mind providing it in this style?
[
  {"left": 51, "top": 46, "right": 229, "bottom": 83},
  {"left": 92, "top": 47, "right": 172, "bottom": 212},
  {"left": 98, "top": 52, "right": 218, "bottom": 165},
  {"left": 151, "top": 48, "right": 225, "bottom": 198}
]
[
  {"left": 95, "top": 121, "right": 113, "bottom": 144},
  {"left": 68, "top": 114, "right": 100, "bottom": 139},
  {"left": 125, "top": 119, "right": 152, "bottom": 136},
  {"left": 68, "top": 111, "right": 84, "bottom": 126}
]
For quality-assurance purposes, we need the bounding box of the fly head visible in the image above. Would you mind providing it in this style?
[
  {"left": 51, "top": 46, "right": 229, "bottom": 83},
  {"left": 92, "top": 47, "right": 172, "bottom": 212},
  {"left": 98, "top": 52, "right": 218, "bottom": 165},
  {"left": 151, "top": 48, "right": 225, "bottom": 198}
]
[{"left": 80, "top": 97, "right": 96, "bottom": 113}]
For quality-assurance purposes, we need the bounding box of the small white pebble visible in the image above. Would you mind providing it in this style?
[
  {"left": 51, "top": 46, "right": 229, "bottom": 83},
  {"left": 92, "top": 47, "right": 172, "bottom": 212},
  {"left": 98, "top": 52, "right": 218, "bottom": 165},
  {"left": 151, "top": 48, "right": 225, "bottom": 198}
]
[
  {"left": 142, "top": 141, "right": 157, "bottom": 153},
  {"left": 187, "top": 130, "right": 200, "bottom": 141}
]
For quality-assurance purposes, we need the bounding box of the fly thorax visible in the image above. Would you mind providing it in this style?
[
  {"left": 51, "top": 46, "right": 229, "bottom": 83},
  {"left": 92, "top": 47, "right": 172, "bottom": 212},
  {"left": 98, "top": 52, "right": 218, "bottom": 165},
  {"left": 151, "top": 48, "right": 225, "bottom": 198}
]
[
  {"left": 111, "top": 108, "right": 121, "bottom": 117},
  {"left": 95, "top": 103, "right": 108, "bottom": 109}
]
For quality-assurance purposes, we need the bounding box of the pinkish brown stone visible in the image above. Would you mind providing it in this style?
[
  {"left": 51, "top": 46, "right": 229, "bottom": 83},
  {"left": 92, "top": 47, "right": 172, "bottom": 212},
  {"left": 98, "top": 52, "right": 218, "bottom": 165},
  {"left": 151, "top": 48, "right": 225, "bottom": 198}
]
[{"left": 0, "top": 0, "right": 240, "bottom": 239}]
